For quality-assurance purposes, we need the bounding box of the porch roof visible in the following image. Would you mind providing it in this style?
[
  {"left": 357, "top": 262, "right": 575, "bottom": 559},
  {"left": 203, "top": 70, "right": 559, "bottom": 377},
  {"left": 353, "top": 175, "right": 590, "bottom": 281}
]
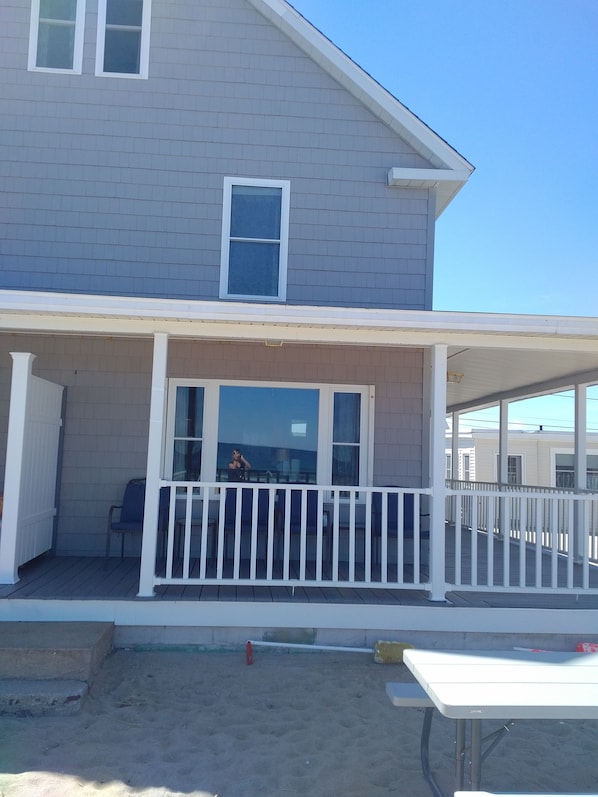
[{"left": 2, "top": 288, "right": 598, "bottom": 413}]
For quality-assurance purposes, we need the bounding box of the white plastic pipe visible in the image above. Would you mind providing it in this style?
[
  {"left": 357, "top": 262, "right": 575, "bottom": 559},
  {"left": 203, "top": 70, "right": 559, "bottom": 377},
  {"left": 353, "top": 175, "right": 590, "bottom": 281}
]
[{"left": 247, "top": 640, "right": 371, "bottom": 653}]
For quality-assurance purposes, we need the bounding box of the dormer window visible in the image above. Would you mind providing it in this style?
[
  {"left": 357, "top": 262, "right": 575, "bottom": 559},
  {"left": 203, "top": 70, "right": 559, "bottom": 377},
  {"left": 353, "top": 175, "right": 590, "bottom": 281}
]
[{"left": 220, "top": 177, "right": 290, "bottom": 302}]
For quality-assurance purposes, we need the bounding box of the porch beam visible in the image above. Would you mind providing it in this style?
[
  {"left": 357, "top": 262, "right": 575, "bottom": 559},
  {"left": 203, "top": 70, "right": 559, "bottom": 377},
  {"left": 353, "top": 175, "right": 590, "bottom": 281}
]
[
  {"left": 138, "top": 333, "right": 169, "bottom": 597},
  {"left": 428, "top": 344, "right": 448, "bottom": 601}
]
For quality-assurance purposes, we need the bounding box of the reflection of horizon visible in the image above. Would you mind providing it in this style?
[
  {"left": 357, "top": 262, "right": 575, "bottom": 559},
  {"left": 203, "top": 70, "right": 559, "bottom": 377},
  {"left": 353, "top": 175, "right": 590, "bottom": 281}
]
[{"left": 217, "top": 441, "right": 317, "bottom": 472}]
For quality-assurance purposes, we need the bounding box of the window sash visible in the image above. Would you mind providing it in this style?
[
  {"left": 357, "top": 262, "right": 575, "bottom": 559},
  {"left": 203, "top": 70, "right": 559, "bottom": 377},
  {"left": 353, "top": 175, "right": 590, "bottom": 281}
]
[
  {"left": 29, "top": 0, "right": 85, "bottom": 73},
  {"left": 165, "top": 380, "right": 370, "bottom": 489},
  {"left": 220, "top": 178, "right": 290, "bottom": 301},
  {"left": 95, "top": 0, "right": 151, "bottom": 78}
]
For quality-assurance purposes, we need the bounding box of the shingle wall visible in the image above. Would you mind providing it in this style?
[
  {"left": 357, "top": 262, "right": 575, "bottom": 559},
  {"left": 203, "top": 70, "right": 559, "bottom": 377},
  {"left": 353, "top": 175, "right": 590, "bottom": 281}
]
[
  {"left": 1, "top": 0, "right": 434, "bottom": 309},
  {"left": 0, "top": 335, "right": 423, "bottom": 555}
]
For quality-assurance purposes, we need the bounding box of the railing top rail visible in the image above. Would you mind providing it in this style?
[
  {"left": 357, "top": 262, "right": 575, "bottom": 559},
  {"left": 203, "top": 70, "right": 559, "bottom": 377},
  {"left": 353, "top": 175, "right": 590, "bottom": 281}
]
[{"left": 446, "top": 479, "right": 598, "bottom": 497}]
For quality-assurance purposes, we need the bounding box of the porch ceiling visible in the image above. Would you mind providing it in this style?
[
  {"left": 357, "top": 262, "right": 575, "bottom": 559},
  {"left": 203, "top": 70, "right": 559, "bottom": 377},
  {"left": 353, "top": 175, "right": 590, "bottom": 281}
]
[
  {"left": 446, "top": 345, "right": 598, "bottom": 413},
  {"left": 2, "top": 289, "right": 598, "bottom": 413}
]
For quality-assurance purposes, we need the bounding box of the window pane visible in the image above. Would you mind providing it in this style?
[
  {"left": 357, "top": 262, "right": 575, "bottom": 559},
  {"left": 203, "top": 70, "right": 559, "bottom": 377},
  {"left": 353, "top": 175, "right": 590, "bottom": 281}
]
[
  {"left": 230, "top": 186, "right": 282, "bottom": 240},
  {"left": 172, "top": 441, "right": 202, "bottom": 482},
  {"left": 332, "top": 444, "right": 359, "bottom": 486},
  {"left": 228, "top": 241, "right": 279, "bottom": 296},
  {"left": 333, "top": 393, "right": 360, "bottom": 443},
  {"left": 175, "top": 387, "right": 204, "bottom": 438},
  {"left": 40, "top": 0, "right": 76, "bottom": 20},
  {"left": 103, "top": 28, "right": 141, "bottom": 73},
  {"left": 37, "top": 21, "right": 74, "bottom": 68},
  {"left": 106, "top": 0, "right": 143, "bottom": 26},
  {"left": 217, "top": 386, "right": 318, "bottom": 483}
]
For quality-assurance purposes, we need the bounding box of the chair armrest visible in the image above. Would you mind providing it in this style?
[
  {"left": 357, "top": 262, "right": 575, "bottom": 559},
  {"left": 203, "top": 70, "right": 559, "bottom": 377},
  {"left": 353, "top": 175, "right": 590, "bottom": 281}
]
[{"left": 108, "top": 504, "right": 122, "bottom": 527}]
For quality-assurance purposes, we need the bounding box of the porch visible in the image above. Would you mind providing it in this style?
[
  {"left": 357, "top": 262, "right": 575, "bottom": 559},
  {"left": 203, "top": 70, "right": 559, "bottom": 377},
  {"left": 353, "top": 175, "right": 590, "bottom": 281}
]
[
  {"left": 135, "top": 481, "right": 598, "bottom": 600},
  {"left": 6, "top": 478, "right": 598, "bottom": 607},
  {"left": 2, "top": 545, "right": 598, "bottom": 610}
]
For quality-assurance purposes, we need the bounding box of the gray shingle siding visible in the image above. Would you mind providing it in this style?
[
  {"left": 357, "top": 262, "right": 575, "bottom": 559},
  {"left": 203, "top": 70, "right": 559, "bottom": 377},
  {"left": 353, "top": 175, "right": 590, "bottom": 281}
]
[
  {"left": 0, "top": 334, "right": 423, "bottom": 555},
  {"left": 1, "top": 0, "right": 435, "bottom": 309}
]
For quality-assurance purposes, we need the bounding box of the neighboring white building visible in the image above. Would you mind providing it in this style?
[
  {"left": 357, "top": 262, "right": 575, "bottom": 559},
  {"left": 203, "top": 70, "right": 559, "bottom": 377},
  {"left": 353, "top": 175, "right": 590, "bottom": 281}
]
[{"left": 447, "top": 429, "right": 598, "bottom": 489}]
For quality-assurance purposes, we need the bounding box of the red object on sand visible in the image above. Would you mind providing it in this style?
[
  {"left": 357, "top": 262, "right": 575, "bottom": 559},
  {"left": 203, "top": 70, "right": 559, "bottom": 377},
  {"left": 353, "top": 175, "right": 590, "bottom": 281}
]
[
  {"left": 576, "top": 642, "right": 598, "bottom": 653},
  {"left": 246, "top": 641, "right": 253, "bottom": 665}
]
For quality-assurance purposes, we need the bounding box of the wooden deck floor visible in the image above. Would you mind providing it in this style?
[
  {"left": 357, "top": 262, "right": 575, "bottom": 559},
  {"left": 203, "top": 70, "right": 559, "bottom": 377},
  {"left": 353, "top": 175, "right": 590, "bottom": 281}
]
[{"left": 2, "top": 553, "right": 598, "bottom": 610}]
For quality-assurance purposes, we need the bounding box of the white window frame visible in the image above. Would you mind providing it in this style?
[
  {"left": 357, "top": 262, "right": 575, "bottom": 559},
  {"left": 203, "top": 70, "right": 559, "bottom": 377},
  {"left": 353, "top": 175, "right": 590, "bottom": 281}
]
[
  {"left": 28, "top": 0, "right": 86, "bottom": 74},
  {"left": 95, "top": 0, "right": 152, "bottom": 79},
  {"left": 164, "top": 379, "right": 372, "bottom": 490},
  {"left": 220, "top": 177, "right": 290, "bottom": 302},
  {"left": 495, "top": 452, "right": 524, "bottom": 485}
]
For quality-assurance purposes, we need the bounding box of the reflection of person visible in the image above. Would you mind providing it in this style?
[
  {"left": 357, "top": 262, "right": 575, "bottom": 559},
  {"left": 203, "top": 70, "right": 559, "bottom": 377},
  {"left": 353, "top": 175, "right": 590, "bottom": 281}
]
[{"left": 228, "top": 449, "right": 251, "bottom": 481}]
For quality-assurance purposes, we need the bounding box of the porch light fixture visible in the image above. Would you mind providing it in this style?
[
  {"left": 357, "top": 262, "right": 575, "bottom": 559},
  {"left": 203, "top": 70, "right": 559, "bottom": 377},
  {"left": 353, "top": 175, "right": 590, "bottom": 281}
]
[{"left": 447, "top": 371, "right": 464, "bottom": 384}]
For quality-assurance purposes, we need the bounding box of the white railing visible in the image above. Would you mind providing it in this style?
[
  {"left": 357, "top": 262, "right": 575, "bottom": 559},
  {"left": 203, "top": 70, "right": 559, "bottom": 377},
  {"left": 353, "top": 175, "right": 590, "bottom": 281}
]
[
  {"left": 446, "top": 480, "right": 598, "bottom": 593},
  {"left": 154, "top": 482, "right": 431, "bottom": 591}
]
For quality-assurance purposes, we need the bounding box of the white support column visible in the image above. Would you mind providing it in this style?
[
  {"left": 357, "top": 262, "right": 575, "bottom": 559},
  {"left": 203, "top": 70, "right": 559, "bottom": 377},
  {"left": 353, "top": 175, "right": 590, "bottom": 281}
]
[
  {"left": 428, "top": 344, "right": 448, "bottom": 601},
  {"left": 498, "top": 400, "right": 509, "bottom": 485},
  {"left": 574, "top": 384, "right": 588, "bottom": 561},
  {"left": 450, "top": 411, "right": 459, "bottom": 524},
  {"left": 138, "top": 333, "right": 169, "bottom": 597},
  {"left": 0, "top": 353, "right": 36, "bottom": 584},
  {"left": 451, "top": 412, "right": 459, "bottom": 478},
  {"left": 498, "top": 400, "right": 509, "bottom": 539},
  {"left": 574, "top": 384, "right": 587, "bottom": 491}
]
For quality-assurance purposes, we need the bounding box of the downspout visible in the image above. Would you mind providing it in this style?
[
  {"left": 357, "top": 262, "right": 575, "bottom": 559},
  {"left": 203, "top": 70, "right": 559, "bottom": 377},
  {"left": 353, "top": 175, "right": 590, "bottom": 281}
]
[
  {"left": 138, "top": 332, "right": 169, "bottom": 597},
  {"left": 428, "top": 344, "right": 447, "bottom": 601}
]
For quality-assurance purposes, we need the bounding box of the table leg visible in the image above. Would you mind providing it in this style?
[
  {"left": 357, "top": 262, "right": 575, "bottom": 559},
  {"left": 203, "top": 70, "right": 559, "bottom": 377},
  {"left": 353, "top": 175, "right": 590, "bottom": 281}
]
[
  {"left": 420, "top": 708, "right": 446, "bottom": 797},
  {"left": 470, "top": 719, "right": 482, "bottom": 790}
]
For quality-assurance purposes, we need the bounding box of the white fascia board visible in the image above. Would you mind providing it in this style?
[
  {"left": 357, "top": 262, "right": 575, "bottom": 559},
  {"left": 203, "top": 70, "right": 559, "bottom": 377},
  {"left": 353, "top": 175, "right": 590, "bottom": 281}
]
[
  {"left": 387, "top": 167, "right": 474, "bottom": 217},
  {"left": 1, "top": 290, "right": 598, "bottom": 353},
  {"left": 249, "top": 0, "right": 474, "bottom": 181}
]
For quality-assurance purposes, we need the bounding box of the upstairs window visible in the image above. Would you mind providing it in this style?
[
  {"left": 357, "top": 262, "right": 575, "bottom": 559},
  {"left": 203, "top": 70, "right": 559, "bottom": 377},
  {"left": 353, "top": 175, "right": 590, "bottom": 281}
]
[
  {"left": 28, "top": 0, "right": 86, "bottom": 73},
  {"left": 220, "top": 178, "right": 290, "bottom": 301},
  {"left": 96, "top": 0, "right": 151, "bottom": 78}
]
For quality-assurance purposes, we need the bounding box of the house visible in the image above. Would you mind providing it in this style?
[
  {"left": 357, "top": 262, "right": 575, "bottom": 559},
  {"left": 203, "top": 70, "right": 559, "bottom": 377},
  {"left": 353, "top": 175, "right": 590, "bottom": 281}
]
[
  {"left": 447, "top": 429, "right": 598, "bottom": 489},
  {"left": 1, "top": 0, "right": 598, "bottom": 647}
]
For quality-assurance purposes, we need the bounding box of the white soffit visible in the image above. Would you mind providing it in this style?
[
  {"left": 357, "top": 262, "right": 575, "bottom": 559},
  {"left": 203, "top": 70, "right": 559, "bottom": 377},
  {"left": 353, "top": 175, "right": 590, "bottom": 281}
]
[
  {"left": 387, "top": 167, "right": 474, "bottom": 217},
  {"left": 249, "top": 0, "right": 474, "bottom": 214}
]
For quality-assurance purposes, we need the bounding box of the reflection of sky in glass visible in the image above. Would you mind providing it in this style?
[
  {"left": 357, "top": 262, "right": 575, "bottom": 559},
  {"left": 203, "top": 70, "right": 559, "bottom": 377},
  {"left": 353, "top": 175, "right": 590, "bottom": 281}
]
[
  {"left": 218, "top": 386, "right": 318, "bottom": 473},
  {"left": 219, "top": 386, "right": 318, "bottom": 449}
]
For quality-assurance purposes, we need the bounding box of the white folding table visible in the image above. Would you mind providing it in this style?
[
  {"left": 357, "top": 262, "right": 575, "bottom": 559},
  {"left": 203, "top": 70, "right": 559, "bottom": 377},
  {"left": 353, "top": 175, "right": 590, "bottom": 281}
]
[{"left": 400, "top": 649, "right": 598, "bottom": 795}]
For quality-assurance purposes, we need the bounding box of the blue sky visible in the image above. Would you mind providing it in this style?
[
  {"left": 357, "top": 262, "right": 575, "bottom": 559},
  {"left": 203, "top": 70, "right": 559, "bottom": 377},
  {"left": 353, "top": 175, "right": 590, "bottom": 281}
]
[
  {"left": 291, "top": 0, "right": 597, "bottom": 318},
  {"left": 291, "top": 0, "right": 598, "bottom": 432}
]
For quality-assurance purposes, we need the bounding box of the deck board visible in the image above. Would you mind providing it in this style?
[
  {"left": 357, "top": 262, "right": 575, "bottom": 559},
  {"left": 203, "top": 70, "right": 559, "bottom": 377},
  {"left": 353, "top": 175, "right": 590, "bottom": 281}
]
[{"left": 1, "top": 551, "right": 598, "bottom": 609}]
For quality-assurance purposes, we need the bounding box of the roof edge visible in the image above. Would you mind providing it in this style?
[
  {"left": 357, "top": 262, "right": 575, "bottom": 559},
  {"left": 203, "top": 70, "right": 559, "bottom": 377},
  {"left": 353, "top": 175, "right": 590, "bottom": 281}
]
[
  {"left": 1, "top": 290, "right": 597, "bottom": 342},
  {"left": 248, "top": 0, "right": 474, "bottom": 193}
]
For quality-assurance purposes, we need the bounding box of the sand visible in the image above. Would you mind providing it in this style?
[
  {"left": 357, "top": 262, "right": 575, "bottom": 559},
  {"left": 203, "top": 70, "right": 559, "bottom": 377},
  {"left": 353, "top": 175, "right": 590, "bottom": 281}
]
[{"left": 1, "top": 647, "right": 598, "bottom": 796}]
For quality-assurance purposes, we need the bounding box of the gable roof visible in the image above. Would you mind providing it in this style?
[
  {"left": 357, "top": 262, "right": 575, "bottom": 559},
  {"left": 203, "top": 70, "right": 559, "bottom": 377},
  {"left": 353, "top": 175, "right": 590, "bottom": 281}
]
[{"left": 249, "top": 0, "right": 474, "bottom": 216}]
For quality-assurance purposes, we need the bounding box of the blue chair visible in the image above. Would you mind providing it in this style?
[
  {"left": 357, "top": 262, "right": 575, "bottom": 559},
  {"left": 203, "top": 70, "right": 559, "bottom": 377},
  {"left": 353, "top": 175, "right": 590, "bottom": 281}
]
[
  {"left": 222, "top": 487, "right": 271, "bottom": 560},
  {"left": 371, "top": 488, "right": 428, "bottom": 565},
  {"left": 277, "top": 488, "right": 326, "bottom": 560},
  {"left": 105, "top": 479, "right": 170, "bottom": 558}
]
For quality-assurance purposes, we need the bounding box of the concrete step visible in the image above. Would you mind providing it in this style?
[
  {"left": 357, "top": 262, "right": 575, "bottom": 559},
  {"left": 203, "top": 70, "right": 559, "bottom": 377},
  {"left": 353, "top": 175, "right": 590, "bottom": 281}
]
[
  {"left": 0, "top": 679, "right": 88, "bottom": 716},
  {"left": 0, "top": 621, "right": 113, "bottom": 715}
]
